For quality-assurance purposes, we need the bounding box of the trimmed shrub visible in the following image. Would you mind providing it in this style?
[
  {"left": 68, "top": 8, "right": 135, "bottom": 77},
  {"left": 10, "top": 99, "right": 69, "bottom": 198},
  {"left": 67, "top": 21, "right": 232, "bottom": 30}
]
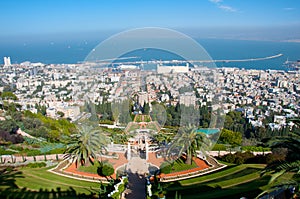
[
  {"left": 25, "top": 162, "right": 46, "bottom": 168},
  {"left": 218, "top": 151, "right": 255, "bottom": 164},
  {"left": 110, "top": 191, "right": 120, "bottom": 199},
  {"left": 242, "top": 146, "right": 271, "bottom": 152},
  {"left": 217, "top": 151, "right": 281, "bottom": 164},
  {"left": 212, "top": 144, "right": 227, "bottom": 151},
  {"left": 46, "top": 148, "right": 65, "bottom": 154},
  {"left": 97, "top": 163, "right": 114, "bottom": 177},
  {"left": 0, "top": 148, "right": 15, "bottom": 155},
  {"left": 221, "top": 153, "right": 236, "bottom": 164}
]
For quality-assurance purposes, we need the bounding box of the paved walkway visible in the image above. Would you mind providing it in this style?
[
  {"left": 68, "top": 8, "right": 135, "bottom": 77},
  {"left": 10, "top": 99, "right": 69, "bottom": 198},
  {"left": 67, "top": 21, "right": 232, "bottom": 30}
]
[{"left": 124, "top": 157, "right": 148, "bottom": 199}]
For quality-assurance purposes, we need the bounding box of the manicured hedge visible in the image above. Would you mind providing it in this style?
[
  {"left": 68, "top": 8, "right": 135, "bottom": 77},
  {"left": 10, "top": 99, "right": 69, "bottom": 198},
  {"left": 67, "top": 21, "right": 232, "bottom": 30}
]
[
  {"left": 25, "top": 162, "right": 47, "bottom": 168},
  {"left": 217, "top": 151, "right": 283, "bottom": 165}
]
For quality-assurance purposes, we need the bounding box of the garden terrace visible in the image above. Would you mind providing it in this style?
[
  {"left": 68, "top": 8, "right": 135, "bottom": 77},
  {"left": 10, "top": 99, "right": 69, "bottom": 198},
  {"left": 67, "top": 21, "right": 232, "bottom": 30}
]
[
  {"left": 158, "top": 155, "right": 226, "bottom": 182},
  {"left": 50, "top": 152, "right": 128, "bottom": 183}
]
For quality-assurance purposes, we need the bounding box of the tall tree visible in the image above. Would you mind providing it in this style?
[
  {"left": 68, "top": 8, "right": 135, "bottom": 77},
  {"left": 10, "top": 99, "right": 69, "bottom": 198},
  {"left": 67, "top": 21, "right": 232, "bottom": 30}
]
[
  {"left": 64, "top": 124, "right": 109, "bottom": 167},
  {"left": 0, "top": 91, "right": 18, "bottom": 100},
  {"left": 261, "top": 118, "right": 300, "bottom": 195},
  {"left": 218, "top": 129, "right": 242, "bottom": 147}
]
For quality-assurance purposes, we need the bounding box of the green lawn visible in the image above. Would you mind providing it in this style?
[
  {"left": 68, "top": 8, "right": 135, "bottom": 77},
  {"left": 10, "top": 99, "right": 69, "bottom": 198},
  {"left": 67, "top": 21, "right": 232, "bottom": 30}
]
[
  {"left": 78, "top": 160, "right": 101, "bottom": 174},
  {"left": 160, "top": 164, "right": 288, "bottom": 199},
  {"left": 126, "top": 123, "right": 140, "bottom": 132},
  {"left": 0, "top": 166, "right": 101, "bottom": 199},
  {"left": 146, "top": 122, "right": 159, "bottom": 131},
  {"left": 160, "top": 158, "right": 198, "bottom": 174},
  {"left": 179, "top": 164, "right": 265, "bottom": 186}
]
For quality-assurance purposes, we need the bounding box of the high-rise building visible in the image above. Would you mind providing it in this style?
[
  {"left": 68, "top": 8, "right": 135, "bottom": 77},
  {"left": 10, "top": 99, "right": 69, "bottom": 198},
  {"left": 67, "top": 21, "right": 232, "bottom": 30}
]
[{"left": 3, "top": 57, "right": 11, "bottom": 67}]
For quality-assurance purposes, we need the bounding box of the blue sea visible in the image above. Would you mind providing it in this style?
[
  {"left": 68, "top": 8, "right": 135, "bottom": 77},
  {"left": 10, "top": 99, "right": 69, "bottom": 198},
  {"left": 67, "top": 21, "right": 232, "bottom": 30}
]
[{"left": 0, "top": 38, "right": 300, "bottom": 71}]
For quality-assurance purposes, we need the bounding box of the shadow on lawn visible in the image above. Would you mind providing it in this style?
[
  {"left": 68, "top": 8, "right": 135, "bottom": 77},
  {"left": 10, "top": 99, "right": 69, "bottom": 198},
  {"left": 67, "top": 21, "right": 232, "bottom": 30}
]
[
  {"left": 164, "top": 175, "right": 272, "bottom": 199},
  {"left": 0, "top": 166, "right": 24, "bottom": 189},
  {"left": 0, "top": 167, "right": 98, "bottom": 199},
  {"left": 0, "top": 187, "right": 98, "bottom": 199}
]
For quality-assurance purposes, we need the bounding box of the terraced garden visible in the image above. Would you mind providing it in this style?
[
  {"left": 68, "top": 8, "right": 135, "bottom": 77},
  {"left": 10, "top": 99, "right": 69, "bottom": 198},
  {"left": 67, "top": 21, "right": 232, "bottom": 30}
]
[
  {"left": 0, "top": 166, "right": 100, "bottom": 199},
  {"left": 160, "top": 164, "right": 276, "bottom": 199},
  {"left": 0, "top": 163, "right": 295, "bottom": 199}
]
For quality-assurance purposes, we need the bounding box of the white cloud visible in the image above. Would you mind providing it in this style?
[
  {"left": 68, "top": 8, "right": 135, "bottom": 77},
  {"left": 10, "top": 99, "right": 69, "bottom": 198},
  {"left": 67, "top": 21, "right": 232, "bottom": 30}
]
[
  {"left": 209, "top": 0, "right": 223, "bottom": 3},
  {"left": 284, "top": 7, "right": 295, "bottom": 11},
  {"left": 209, "top": 0, "right": 238, "bottom": 12},
  {"left": 218, "top": 5, "right": 237, "bottom": 12}
]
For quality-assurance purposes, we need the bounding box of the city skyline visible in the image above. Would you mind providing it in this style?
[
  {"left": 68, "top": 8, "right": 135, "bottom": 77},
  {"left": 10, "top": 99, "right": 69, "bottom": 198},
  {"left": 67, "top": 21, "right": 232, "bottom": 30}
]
[{"left": 0, "top": 0, "right": 299, "bottom": 42}]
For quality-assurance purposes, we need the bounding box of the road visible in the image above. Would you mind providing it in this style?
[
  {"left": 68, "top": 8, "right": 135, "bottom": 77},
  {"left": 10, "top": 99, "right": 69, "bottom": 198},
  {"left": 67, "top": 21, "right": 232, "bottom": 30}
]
[{"left": 123, "top": 157, "right": 148, "bottom": 199}]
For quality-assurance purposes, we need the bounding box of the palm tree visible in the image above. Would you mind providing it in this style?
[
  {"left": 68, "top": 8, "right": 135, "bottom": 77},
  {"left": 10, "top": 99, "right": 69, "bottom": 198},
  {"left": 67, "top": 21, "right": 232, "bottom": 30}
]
[
  {"left": 167, "top": 126, "right": 208, "bottom": 165},
  {"left": 261, "top": 118, "right": 300, "bottom": 195},
  {"left": 64, "top": 124, "right": 109, "bottom": 167}
]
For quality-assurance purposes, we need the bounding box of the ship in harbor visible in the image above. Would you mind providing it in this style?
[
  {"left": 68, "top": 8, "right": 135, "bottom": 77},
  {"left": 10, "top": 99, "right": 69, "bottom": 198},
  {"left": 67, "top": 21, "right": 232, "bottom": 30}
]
[{"left": 283, "top": 58, "right": 300, "bottom": 71}]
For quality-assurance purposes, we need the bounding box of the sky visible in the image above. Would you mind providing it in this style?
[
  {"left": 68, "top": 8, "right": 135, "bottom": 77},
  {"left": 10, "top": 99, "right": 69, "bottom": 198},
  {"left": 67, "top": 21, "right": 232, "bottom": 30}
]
[{"left": 0, "top": 0, "right": 300, "bottom": 41}]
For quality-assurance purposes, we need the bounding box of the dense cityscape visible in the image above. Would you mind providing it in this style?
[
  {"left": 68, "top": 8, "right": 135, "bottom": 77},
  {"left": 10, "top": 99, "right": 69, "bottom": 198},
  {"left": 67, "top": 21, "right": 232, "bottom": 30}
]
[
  {"left": 1, "top": 48, "right": 300, "bottom": 199},
  {"left": 1, "top": 0, "right": 300, "bottom": 199},
  {"left": 1, "top": 58, "right": 299, "bottom": 130}
]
